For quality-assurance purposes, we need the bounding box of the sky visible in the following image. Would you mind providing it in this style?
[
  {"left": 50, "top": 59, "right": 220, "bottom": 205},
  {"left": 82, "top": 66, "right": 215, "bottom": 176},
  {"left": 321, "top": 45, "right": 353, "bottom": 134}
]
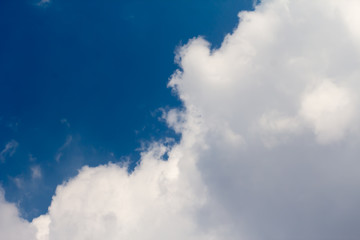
[
  {"left": 2, "top": 0, "right": 360, "bottom": 239},
  {"left": 0, "top": 0, "right": 254, "bottom": 219}
]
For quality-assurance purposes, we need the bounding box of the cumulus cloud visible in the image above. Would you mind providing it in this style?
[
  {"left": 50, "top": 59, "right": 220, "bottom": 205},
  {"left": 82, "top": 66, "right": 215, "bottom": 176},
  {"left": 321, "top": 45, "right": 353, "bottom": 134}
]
[
  {"left": 166, "top": 0, "right": 360, "bottom": 238},
  {"left": 0, "top": 189, "right": 36, "bottom": 240},
  {"left": 0, "top": 140, "right": 19, "bottom": 162},
  {"left": 300, "top": 80, "right": 356, "bottom": 143},
  {"left": 32, "top": 142, "right": 219, "bottom": 240},
  {"left": 3, "top": 0, "right": 360, "bottom": 239}
]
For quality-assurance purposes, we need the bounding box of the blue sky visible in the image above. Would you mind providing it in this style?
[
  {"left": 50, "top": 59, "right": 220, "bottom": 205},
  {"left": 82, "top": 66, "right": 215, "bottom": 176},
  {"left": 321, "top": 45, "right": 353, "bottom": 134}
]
[{"left": 0, "top": 0, "right": 254, "bottom": 220}]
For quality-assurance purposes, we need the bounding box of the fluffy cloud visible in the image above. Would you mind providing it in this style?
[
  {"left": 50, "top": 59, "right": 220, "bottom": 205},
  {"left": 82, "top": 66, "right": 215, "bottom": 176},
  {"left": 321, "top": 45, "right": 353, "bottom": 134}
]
[
  {"left": 0, "top": 189, "right": 36, "bottom": 240},
  {"left": 3, "top": 0, "right": 360, "bottom": 239},
  {"left": 167, "top": 0, "right": 360, "bottom": 238},
  {"left": 300, "top": 80, "right": 356, "bottom": 143}
]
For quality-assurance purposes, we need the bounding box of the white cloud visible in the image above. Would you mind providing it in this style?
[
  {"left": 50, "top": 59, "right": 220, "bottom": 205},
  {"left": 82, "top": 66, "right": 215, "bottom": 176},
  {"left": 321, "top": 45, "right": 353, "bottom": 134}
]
[
  {"left": 0, "top": 188, "right": 36, "bottom": 240},
  {"left": 0, "top": 140, "right": 19, "bottom": 162},
  {"left": 300, "top": 80, "right": 356, "bottom": 143},
  {"left": 165, "top": 0, "right": 360, "bottom": 238},
  {"left": 32, "top": 215, "right": 50, "bottom": 240},
  {"left": 33, "top": 144, "right": 218, "bottom": 240},
  {"left": 2, "top": 0, "right": 360, "bottom": 239},
  {"left": 258, "top": 110, "right": 302, "bottom": 147}
]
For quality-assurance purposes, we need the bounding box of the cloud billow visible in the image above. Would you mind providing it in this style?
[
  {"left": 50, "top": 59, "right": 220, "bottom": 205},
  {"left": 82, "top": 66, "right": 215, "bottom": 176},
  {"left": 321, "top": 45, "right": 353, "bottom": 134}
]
[{"left": 3, "top": 0, "right": 360, "bottom": 239}]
